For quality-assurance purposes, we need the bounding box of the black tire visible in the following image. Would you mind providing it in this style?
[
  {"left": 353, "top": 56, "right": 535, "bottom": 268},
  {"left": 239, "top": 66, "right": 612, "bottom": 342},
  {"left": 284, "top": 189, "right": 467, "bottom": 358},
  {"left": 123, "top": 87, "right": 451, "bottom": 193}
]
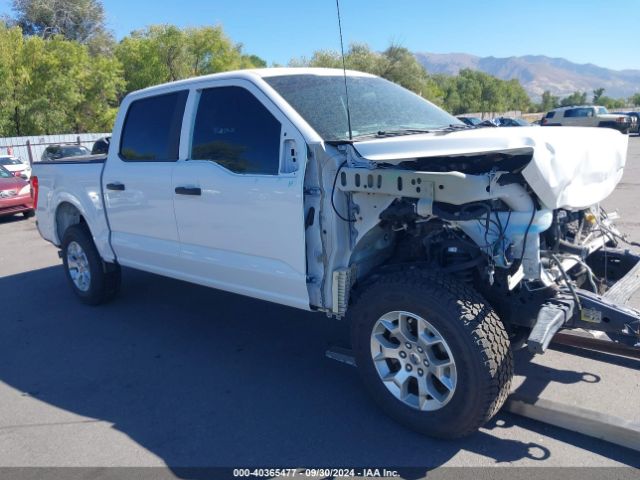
[
  {"left": 349, "top": 270, "right": 513, "bottom": 439},
  {"left": 61, "top": 224, "right": 121, "bottom": 305},
  {"left": 23, "top": 209, "right": 35, "bottom": 218}
]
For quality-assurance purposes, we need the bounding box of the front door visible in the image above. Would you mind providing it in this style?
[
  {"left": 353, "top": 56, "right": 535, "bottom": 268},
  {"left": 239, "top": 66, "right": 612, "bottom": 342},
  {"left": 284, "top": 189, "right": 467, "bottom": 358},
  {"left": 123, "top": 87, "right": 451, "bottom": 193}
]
[{"left": 172, "top": 81, "right": 309, "bottom": 309}]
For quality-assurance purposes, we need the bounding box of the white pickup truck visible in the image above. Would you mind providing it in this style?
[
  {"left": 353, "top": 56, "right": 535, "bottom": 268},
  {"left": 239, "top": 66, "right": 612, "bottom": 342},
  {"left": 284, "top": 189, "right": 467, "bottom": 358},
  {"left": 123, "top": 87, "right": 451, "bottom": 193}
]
[{"left": 33, "top": 68, "right": 640, "bottom": 439}]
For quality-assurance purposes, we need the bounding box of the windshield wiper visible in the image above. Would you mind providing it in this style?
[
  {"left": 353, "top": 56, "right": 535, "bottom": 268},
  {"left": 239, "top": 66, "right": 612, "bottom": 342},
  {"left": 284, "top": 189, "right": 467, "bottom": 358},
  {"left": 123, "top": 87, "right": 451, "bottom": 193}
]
[
  {"left": 373, "top": 128, "right": 433, "bottom": 138},
  {"left": 435, "top": 124, "right": 477, "bottom": 133}
]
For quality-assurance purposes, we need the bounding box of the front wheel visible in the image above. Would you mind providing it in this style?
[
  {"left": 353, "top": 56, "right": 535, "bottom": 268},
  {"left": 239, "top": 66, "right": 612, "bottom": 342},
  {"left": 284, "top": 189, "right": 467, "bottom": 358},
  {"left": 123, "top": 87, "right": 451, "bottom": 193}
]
[
  {"left": 349, "top": 271, "right": 513, "bottom": 439},
  {"left": 61, "top": 225, "right": 121, "bottom": 305}
]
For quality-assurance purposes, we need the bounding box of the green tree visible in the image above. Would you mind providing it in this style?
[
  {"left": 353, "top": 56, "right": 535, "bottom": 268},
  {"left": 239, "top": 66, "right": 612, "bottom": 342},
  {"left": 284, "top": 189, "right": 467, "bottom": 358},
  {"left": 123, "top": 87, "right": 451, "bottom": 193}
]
[
  {"left": 0, "top": 23, "right": 28, "bottom": 135},
  {"left": 74, "top": 53, "right": 124, "bottom": 132},
  {"left": 630, "top": 93, "right": 640, "bottom": 107},
  {"left": 10, "top": 0, "right": 111, "bottom": 45},
  {"left": 540, "top": 90, "right": 559, "bottom": 111},
  {"left": 431, "top": 68, "right": 531, "bottom": 115},
  {"left": 0, "top": 20, "right": 265, "bottom": 136},
  {"left": 599, "top": 96, "right": 626, "bottom": 110},
  {"left": 592, "top": 87, "right": 605, "bottom": 104},
  {"left": 560, "top": 91, "right": 587, "bottom": 107},
  {"left": 116, "top": 25, "right": 266, "bottom": 93},
  {"left": 501, "top": 78, "right": 531, "bottom": 112},
  {"left": 451, "top": 69, "right": 482, "bottom": 113},
  {"left": 0, "top": 23, "right": 123, "bottom": 136},
  {"left": 432, "top": 74, "right": 462, "bottom": 114}
]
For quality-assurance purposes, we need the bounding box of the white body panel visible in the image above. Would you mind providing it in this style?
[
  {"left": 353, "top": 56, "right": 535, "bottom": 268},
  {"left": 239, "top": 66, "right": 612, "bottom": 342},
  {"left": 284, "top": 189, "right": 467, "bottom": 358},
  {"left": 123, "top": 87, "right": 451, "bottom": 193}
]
[
  {"left": 353, "top": 126, "right": 628, "bottom": 210},
  {"left": 172, "top": 160, "right": 308, "bottom": 308},
  {"left": 100, "top": 71, "right": 311, "bottom": 309},
  {"left": 31, "top": 161, "right": 115, "bottom": 262},
  {"left": 102, "top": 161, "right": 181, "bottom": 271},
  {"left": 33, "top": 68, "right": 629, "bottom": 314},
  {"left": 170, "top": 78, "right": 309, "bottom": 309}
]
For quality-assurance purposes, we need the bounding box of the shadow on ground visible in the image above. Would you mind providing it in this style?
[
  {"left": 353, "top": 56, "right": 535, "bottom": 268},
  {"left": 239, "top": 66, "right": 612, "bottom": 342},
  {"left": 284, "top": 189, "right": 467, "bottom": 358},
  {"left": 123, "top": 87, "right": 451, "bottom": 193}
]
[{"left": 0, "top": 265, "right": 637, "bottom": 477}]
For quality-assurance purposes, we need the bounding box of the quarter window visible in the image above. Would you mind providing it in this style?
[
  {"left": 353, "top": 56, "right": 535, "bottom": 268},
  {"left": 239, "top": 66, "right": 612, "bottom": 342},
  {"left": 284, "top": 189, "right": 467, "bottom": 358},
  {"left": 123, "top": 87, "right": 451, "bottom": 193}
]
[
  {"left": 120, "top": 91, "right": 188, "bottom": 162},
  {"left": 191, "top": 86, "right": 281, "bottom": 175}
]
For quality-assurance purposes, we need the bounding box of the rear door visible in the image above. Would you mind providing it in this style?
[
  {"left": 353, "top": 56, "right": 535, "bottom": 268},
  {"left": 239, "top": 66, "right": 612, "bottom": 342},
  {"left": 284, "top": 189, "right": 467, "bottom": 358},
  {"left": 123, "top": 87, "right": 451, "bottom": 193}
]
[
  {"left": 102, "top": 90, "right": 188, "bottom": 273},
  {"left": 171, "top": 80, "right": 309, "bottom": 309},
  {"left": 562, "top": 108, "right": 579, "bottom": 126},
  {"left": 565, "top": 107, "right": 594, "bottom": 127}
]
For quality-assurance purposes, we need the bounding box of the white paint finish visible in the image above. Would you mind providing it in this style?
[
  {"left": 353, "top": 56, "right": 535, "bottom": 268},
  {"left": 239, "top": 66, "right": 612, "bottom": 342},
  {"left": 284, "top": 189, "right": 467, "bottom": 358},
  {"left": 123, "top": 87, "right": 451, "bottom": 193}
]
[
  {"left": 31, "top": 162, "right": 115, "bottom": 262},
  {"left": 118, "top": 68, "right": 376, "bottom": 146},
  {"left": 171, "top": 79, "right": 309, "bottom": 309},
  {"left": 102, "top": 160, "right": 180, "bottom": 270},
  {"left": 520, "top": 127, "right": 628, "bottom": 209},
  {"left": 353, "top": 126, "right": 628, "bottom": 210},
  {"left": 172, "top": 161, "right": 309, "bottom": 309},
  {"left": 103, "top": 74, "right": 310, "bottom": 308}
]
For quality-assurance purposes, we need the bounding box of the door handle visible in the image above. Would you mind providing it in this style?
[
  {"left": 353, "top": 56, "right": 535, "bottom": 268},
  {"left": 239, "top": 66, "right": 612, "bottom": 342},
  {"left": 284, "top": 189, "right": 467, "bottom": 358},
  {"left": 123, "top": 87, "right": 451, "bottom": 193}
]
[
  {"left": 175, "top": 186, "right": 202, "bottom": 196},
  {"left": 106, "top": 182, "right": 125, "bottom": 191}
]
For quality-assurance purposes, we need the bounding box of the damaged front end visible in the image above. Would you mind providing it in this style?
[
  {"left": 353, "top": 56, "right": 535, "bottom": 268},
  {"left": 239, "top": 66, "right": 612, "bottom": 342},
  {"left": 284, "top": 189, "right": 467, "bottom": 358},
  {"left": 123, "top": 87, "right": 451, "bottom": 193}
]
[{"left": 333, "top": 127, "right": 639, "bottom": 353}]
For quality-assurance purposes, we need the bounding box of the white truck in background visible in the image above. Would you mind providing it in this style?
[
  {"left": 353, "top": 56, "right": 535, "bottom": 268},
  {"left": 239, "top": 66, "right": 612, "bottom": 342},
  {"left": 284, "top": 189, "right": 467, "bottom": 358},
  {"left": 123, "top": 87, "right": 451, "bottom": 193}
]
[{"left": 33, "top": 68, "right": 640, "bottom": 438}]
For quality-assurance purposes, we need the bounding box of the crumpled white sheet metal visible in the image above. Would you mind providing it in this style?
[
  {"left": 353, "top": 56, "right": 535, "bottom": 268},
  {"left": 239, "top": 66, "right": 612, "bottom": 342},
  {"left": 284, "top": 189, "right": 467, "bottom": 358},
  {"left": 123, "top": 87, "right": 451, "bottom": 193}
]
[{"left": 352, "top": 126, "right": 628, "bottom": 210}]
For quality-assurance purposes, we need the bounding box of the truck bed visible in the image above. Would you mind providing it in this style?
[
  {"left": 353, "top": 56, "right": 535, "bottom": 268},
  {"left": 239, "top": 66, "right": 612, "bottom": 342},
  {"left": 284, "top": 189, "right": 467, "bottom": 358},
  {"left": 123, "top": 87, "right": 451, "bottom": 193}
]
[
  {"left": 33, "top": 158, "right": 115, "bottom": 262},
  {"left": 36, "top": 154, "right": 107, "bottom": 165}
]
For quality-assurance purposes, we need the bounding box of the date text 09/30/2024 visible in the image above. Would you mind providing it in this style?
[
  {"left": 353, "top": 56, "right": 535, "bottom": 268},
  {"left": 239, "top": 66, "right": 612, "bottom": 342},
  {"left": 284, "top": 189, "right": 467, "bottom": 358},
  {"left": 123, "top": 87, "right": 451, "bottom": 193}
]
[{"left": 232, "top": 468, "right": 401, "bottom": 477}]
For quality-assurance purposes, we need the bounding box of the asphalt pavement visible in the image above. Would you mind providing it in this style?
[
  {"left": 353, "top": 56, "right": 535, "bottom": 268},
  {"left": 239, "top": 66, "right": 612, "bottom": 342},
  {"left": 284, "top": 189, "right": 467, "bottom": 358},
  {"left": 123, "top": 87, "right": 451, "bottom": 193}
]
[{"left": 0, "top": 136, "right": 639, "bottom": 475}]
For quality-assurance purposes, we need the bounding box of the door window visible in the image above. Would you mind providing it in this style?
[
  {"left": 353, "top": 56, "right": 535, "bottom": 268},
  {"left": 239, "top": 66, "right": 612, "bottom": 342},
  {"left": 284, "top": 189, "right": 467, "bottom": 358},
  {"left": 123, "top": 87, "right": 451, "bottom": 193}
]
[
  {"left": 191, "top": 86, "right": 281, "bottom": 175},
  {"left": 564, "top": 108, "right": 591, "bottom": 118},
  {"left": 120, "top": 91, "right": 189, "bottom": 162}
]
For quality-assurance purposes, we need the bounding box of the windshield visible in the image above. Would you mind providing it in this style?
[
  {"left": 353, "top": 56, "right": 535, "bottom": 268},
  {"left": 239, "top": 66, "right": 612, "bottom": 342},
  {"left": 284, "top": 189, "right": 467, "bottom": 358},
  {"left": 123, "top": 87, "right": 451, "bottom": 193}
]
[
  {"left": 0, "top": 157, "right": 22, "bottom": 166},
  {"left": 597, "top": 107, "right": 609, "bottom": 115},
  {"left": 265, "top": 74, "right": 461, "bottom": 141},
  {"left": 0, "top": 165, "right": 12, "bottom": 178}
]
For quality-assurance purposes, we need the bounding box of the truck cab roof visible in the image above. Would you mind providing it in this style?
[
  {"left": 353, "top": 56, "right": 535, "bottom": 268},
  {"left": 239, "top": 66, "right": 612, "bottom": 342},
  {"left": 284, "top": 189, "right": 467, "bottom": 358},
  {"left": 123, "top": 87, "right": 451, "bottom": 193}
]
[{"left": 132, "top": 67, "right": 376, "bottom": 98}]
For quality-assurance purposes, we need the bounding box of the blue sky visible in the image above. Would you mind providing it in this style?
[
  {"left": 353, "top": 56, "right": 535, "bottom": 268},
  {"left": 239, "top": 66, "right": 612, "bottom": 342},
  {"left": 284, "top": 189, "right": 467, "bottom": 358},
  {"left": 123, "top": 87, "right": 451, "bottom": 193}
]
[{"left": 1, "top": 0, "right": 638, "bottom": 70}]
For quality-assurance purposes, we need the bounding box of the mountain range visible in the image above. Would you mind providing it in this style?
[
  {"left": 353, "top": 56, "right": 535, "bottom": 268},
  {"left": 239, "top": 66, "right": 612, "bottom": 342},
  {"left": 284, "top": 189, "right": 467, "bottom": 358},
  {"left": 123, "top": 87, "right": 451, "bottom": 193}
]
[{"left": 414, "top": 52, "right": 640, "bottom": 101}]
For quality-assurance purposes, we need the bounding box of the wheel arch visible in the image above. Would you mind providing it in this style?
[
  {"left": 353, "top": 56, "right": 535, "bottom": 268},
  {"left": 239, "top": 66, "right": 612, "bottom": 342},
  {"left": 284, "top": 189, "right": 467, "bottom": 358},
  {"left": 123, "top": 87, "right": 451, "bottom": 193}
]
[
  {"left": 49, "top": 191, "right": 116, "bottom": 263},
  {"left": 55, "top": 201, "right": 88, "bottom": 244}
]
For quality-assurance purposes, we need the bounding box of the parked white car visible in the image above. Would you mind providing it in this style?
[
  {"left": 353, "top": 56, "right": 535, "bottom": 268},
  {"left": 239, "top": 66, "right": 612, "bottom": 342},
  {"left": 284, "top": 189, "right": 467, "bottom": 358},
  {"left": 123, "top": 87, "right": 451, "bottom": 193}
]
[
  {"left": 0, "top": 155, "right": 31, "bottom": 179},
  {"left": 541, "top": 105, "right": 632, "bottom": 133},
  {"left": 31, "top": 68, "right": 640, "bottom": 439}
]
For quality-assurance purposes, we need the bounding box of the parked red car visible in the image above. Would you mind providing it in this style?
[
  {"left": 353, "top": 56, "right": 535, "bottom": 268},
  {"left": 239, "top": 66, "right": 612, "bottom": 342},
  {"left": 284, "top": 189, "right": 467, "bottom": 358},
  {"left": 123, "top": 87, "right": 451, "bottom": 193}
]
[{"left": 0, "top": 164, "right": 34, "bottom": 218}]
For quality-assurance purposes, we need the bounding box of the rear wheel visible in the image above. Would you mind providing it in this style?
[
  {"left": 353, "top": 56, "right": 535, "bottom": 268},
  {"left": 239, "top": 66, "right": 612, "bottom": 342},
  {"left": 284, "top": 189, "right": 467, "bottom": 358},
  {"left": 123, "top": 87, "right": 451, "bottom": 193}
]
[
  {"left": 23, "top": 209, "right": 35, "bottom": 218},
  {"left": 349, "top": 271, "right": 513, "bottom": 438},
  {"left": 61, "top": 225, "right": 121, "bottom": 305}
]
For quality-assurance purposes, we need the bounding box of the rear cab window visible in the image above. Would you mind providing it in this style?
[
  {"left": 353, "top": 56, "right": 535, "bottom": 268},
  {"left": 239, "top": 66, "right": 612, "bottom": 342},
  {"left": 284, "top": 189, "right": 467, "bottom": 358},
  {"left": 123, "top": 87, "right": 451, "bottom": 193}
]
[{"left": 120, "top": 91, "right": 189, "bottom": 162}]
